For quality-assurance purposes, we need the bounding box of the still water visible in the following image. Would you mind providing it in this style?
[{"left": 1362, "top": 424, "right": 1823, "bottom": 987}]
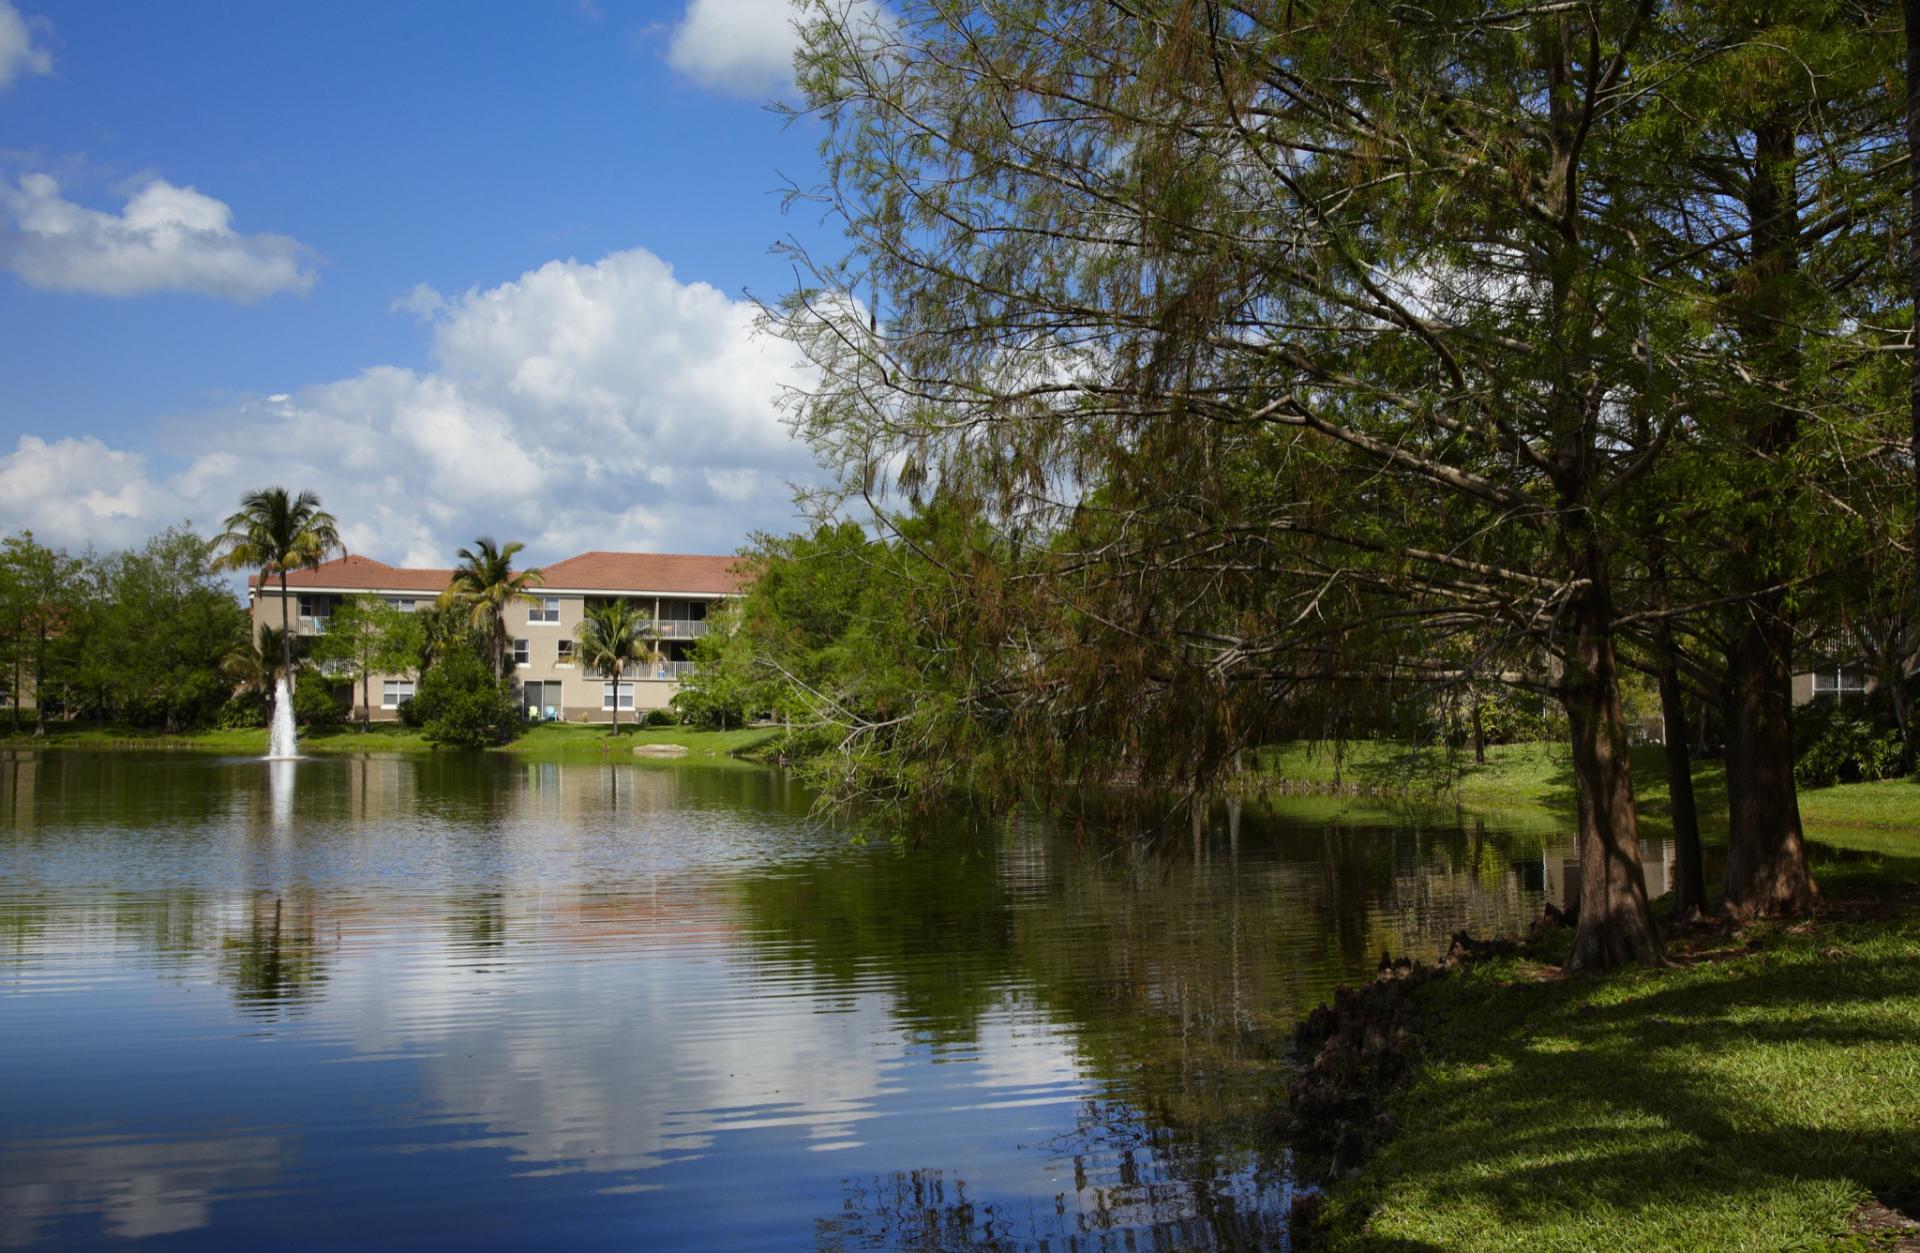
[{"left": 0, "top": 751, "right": 1632, "bottom": 1249}]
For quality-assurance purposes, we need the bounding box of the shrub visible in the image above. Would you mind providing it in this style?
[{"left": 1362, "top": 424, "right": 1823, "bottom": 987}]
[
  {"left": 292, "top": 670, "right": 346, "bottom": 726},
  {"left": 643, "top": 707, "right": 678, "bottom": 728},
  {"left": 411, "top": 644, "right": 518, "bottom": 749},
  {"left": 1793, "top": 698, "right": 1904, "bottom": 788},
  {"left": 217, "top": 688, "right": 269, "bottom": 729}
]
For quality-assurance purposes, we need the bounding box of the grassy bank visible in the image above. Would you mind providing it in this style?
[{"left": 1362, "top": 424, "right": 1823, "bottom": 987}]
[
  {"left": 1253, "top": 739, "right": 1920, "bottom": 843},
  {"left": 0, "top": 720, "right": 777, "bottom": 762},
  {"left": 1318, "top": 862, "right": 1920, "bottom": 1250},
  {"left": 1269, "top": 741, "right": 1920, "bottom": 1248}
]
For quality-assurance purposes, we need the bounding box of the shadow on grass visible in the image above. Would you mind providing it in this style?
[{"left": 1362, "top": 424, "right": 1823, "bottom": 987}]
[{"left": 1333, "top": 898, "right": 1920, "bottom": 1250}]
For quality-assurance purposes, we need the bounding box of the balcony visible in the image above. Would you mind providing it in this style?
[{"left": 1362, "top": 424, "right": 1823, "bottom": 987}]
[
  {"left": 641, "top": 620, "right": 710, "bottom": 640},
  {"left": 296, "top": 614, "right": 331, "bottom": 636}
]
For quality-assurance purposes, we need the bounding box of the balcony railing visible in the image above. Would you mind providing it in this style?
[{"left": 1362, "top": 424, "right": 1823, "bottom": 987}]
[
  {"left": 641, "top": 620, "right": 710, "bottom": 640},
  {"left": 297, "top": 614, "right": 331, "bottom": 635},
  {"left": 636, "top": 660, "right": 698, "bottom": 681}
]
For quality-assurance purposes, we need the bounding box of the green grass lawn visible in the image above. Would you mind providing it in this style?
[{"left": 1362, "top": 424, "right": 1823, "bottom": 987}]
[
  {"left": 1274, "top": 745, "right": 1920, "bottom": 1251},
  {"left": 1252, "top": 739, "right": 1920, "bottom": 844},
  {"left": 0, "top": 719, "right": 777, "bottom": 762},
  {"left": 1323, "top": 861, "right": 1920, "bottom": 1251}
]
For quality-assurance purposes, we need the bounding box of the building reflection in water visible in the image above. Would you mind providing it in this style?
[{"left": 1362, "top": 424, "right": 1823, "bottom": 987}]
[{"left": 0, "top": 1133, "right": 295, "bottom": 1245}]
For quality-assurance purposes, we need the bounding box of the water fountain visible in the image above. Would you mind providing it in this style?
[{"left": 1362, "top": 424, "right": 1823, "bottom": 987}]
[{"left": 266, "top": 675, "right": 299, "bottom": 760}]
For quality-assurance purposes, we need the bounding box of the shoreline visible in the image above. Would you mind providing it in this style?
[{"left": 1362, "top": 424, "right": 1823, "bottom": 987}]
[
  {"left": 1286, "top": 847, "right": 1920, "bottom": 1250},
  {"left": 0, "top": 721, "right": 779, "bottom": 764}
]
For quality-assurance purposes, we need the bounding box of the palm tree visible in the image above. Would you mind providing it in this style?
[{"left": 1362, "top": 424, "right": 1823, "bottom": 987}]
[
  {"left": 211, "top": 488, "right": 343, "bottom": 689},
  {"left": 442, "top": 537, "right": 544, "bottom": 678},
  {"left": 573, "top": 598, "right": 656, "bottom": 734},
  {"left": 222, "top": 624, "right": 303, "bottom": 695}
]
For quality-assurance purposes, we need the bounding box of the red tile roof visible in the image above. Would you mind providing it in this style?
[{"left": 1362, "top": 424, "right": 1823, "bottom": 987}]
[
  {"left": 250, "top": 551, "right": 746, "bottom": 596},
  {"left": 538, "top": 551, "right": 746, "bottom": 595},
  {"left": 250, "top": 555, "right": 453, "bottom": 593}
]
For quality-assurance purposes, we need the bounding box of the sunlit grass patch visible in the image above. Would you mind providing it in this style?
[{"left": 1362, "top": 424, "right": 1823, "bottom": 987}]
[{"left": 1324, "top": 880, "right": 1920, "bottom": 1251}]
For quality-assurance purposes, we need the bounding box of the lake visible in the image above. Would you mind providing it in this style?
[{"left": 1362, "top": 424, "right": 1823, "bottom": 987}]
[{"left": 0, "top": 750, "right": 1650, "bottom": 1249}]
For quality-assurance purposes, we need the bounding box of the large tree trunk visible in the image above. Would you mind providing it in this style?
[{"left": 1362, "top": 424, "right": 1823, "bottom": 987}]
[
  {"left": 611, "top": 676, "right": 621, "bottom": 734},
  {"left": 1722, "top": 617, "right": 1817, "bottom": 918},
  {"left": 1719, "top": 115, "right": 1817, "bottom": 920},
  {"left": 1909, "top": 0, "right": 1920, "bottom": 660},
  {"left": 1560, "top": 580, "right": 1665, "bottom": 972}
]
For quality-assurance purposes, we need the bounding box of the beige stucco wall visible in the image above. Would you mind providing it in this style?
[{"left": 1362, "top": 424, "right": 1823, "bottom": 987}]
[{"left": 249, "top": 586, "right": 719, "bottom": 723}]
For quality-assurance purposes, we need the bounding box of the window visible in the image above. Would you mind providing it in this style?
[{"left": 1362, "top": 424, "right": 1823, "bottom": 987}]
[
  {"left": 1812, "top": 667, "right": 1868, "bottom": 696},
  {"left": 298, "top": 594, "right": 330, "bottom": 617},
  {"left": 531, "top": 597, "right": 561, "bottom": 624},
  {"left": 601, "top": 683, "right": 635, "bottom": 711},
  {"left": 556, "top": 639, "right": 574, "bottom": 665},
  {"left": 512, "top": 639, "right": 530, "bottom": 666},
  {"left": 381, "top": 679, "right": 416, "bottom": 708},
  {"left": 385, "top": 597, "right": 418, "bottom": 613}
]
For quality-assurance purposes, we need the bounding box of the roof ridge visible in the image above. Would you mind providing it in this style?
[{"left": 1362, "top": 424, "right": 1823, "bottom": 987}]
[{"left": 548, "top": 549, "right": 738, "bottom": 561}]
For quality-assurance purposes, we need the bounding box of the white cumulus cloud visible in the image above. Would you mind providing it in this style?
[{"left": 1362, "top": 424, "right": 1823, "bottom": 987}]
[
  {"left": 0, "top": 173, "right": 316, "bottom": 301},
  {"left": 666, "top": 0, "right": 889, "bottom": 99},
  {"left": 0, "top": 246, "right": 819, "bottom": 562},
  {"left": 667, "top": 0, "right": 803, "bottom": 98},
  {"left": 0, "top": 0, "right": 52, "bottom": 90},
  {"left": 0, "top": 436, "right": 191, "bottom": 548}
]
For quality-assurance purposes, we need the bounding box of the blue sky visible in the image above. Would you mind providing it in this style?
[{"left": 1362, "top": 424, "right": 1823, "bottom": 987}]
[{"left": 0, "top": 0, "right": 849, "bottom": 564}]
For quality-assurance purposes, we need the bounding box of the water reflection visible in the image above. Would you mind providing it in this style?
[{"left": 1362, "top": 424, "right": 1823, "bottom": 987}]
[
  {"left": 268, "top": 758, "right": 296, "bottom": 832},
  {"left": 219, "top": 892, "right": 332, "bottom": 1018},
  {"left": 0, "top": 1133, "right": 295, "bottom": 1246},
  {"left": 0, "top": 751, "right": 1639, "bottom": 1248}
]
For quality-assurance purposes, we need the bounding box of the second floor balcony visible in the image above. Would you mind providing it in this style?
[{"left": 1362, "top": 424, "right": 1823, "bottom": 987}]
[{"left": 641, "top": 619, "right": 710, "bottom": 640}]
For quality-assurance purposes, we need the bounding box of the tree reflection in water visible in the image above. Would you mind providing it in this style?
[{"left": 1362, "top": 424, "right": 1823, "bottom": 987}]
[
  {"left": 814, "top": 1098, "right": 1293, "bottom": 1250},
  {"left": 219, "top": 892, "right": 330, "bottom": 1017}
]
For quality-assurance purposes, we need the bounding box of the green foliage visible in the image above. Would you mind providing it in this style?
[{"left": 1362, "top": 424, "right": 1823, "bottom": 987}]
[
  {"left": 641, "top": 707, "right": 677, "bottom": 728},
  {"left": 410, "top": 642, "right": 518, "bottom": 748},
  {"left": 222, "top": 621, "right": 301, "bottom": 698},
  {"left": 668, "top": 512, "right": 1020, "bottom": 815},
  {"left": 671, "top": 603, "right": 757, "bottom": 729},
  {"left": 1470, "top": 691, "right": 1566, "bottom": 748},
  {"left": 1793, "top": 700, "right": 1906, "bottom": 789},
  {"left": 443, "top": 537, "right": 543, "bottom": 676},
  {"left": 310, "top": 595, "right": 422, "bottom": 723},
  {"left": 217, "top": 688, "right": 269, "bottom": 730},
  {"left": 77, "top": 527, "right": 248, "bottom": 731},
  {"left": 0, "top": 530, "right": 89, "bottom": 728},
  {"left": 572, "top": 597, "right": 655, "bottom": 731},
  {"left": 3, "top": 526, "right": 249, "bottom": 733},
  {"left": 290, "top": 669, "right": 346, "bottom": 726},
  {"left": 208, "top": 487, "right": 342, "bottom": 683}
]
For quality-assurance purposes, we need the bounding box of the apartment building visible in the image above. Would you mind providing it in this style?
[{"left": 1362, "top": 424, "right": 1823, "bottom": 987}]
[{"left": 249, "top": 551, "right": 744, "bottom": 722}]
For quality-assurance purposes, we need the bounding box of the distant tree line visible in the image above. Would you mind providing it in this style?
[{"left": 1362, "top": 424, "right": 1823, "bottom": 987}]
[
  {"left": 0, "top": 527, "right": 247, "bottom": 735},
  {"left": 1, "top": 489, "right": 682, "bottom": 751}
]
